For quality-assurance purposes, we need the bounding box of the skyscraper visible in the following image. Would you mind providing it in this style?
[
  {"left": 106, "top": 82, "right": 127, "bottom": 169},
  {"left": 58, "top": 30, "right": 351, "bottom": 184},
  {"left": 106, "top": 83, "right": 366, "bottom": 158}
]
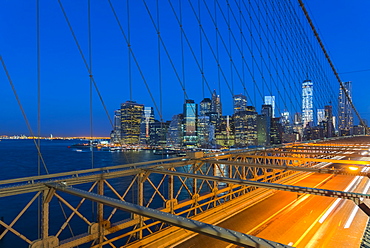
[
  {"left": 167, "top": 114, "right": 183, "bottom": 147},
  {"left": 317, "top": 109, "right": 325, "bottom": 124},
  {"left": 140, "top": 107, "right": 155, "bottom": 145},
  {"left": 234, "top": 106, "right": 257, "bottom": 147},
  {"left": 211, "top": 90, "right": 222, "bottom": 117},
  {"left": 324, "top": 105, "right": 334, "bottom": 137},
  {"left": 302, "top": 80, "right": 313, "bottom": 128},
  {"left": 120, "top": 101, "right": 144, "bottom": 145},
  {"left": 264, "top": 96, "right": 275, "bottom": 118},
  {"left": 233, "top": 94, "right": 247, "bottom": 114},
  {"left": 258, "top": 104, "right": 273, "bottom": 146},
  {"left": 200, "top": 98, "right": 212, "bottom": 116},
  {"left": 338, "top": 81, "right": 353, "bottom": 135},
  {"left": 111, "top": 109, "right": 122, "bottom": 144},
  {"left": 215, "top": 115, "right": 234, "bottom": 147},
  {"left": 183, "top": 99, "right": 198, "bottom": 147}
]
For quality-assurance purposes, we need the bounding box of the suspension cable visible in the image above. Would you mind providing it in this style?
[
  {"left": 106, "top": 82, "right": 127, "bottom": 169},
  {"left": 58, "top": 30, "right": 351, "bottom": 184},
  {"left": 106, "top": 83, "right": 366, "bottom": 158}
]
[
  {"left": 298, "top": 0, "right": 366, "bottom": 131},
  {"left": 0, "top": 56, "right": 49, "bottom": 174}
]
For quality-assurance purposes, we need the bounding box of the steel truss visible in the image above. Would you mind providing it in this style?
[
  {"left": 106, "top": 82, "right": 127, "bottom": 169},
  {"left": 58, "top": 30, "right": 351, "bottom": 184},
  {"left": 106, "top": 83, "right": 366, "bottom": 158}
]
[{"left": 0, "top": 140, "right": 369, "bottom": 247}]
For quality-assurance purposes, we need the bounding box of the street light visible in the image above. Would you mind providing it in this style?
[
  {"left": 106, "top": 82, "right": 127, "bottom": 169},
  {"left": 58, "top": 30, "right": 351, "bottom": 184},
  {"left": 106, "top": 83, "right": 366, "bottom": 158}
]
[{"left": 349, "top": 166, "right": 359, "bottom": 171}]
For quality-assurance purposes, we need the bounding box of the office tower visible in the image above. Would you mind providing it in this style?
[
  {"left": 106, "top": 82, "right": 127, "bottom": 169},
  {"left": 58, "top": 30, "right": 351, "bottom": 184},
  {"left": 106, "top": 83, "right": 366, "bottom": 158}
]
[
  {"left": 211, "top": 89, "right": 222, "bottom": 117},
  {"left": 167, "top": 114, "right": 183, "bottom": 147},
  {"left": 200, "top": 98, "right": 212, "bottom": 116},
  {"left": 234, "top": 106, "right": 257, "bottom": 147},
  {"left": 197, "top": 116, "right": 213, "bottom": 148},
  {"left": 324, "top": 105, "right": 334, "bottom": 137},
  {"left": 111, "top": 109, "right": 122, "bottom": 144},
  {"left": 257, "top": 115, "right": 268, "bottom": 146},
  {"left": 280, "top": 111, "right": 294, "bottom": 142},
  {"left": 294, "top": 112, "right": 302, "bottom": 125},
  {"left": 258, "top": 104, "right": 273, "bottom": 146},
  {"left": 262, "top": 104, "right": 272, "bottom": 118},
  {"left": 215, "top": 115, "right": 234, "bottom": 147},
  {"left": 149, "top": 121, "right": 169, "bottom": 147},
  {"left": 120, "top": 101, "right": 144, "bottom": 145},
  {"left": 271, "top": 117, "right": 283, "bottom": 144},
  {"left": 140, "top": 107, "right": 155, "bottom": 145},
  {"left": 233, "top": 94, "right": 247, "bottom": 114},
  {"left": 264, "top": 96, "right": 275, "bottom": 118},
  {"left": 293, "top": 112, "right": 303, "bottom": 140},
  {"left": 281, "top": 111, "right": 290, "bottom": 125},
  {"left": 302, "top": 80, "right": 313, "bottom": 128},
  {"left": 183, "top": 99, "right": 198, "bottom": 147},
  {"left": 338, "top": 81, "right": 353, "bottom": 136},
  {"left": 317, "top": 109, "right": 325, "bottom": 124}
]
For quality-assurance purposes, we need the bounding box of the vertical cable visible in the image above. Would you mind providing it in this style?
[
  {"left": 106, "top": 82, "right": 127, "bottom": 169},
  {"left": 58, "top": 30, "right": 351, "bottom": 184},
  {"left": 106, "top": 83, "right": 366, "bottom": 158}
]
[
  {"left": 127, "top": 0, "right": 132, "bottom": 101},
  {"left": 87, "top": 0, "right": 95, "bottom": 222},
  {"left": 199, "top": 0, "right": 205, "bottom": 99},
  {"left": 214, "top": 1, "right": 221, "bottom": 101},
  {"left": 180, "top": 0, "right": 186, "bottom": 101},
  {"left": 36, "top": 0, "right": 41, "bottom": 238},
  {"left": 227, "top": 0, "right": 233, "bottom": 97},
  {"left": 88, "top": 0, "right": 94, "bottom": 169},
  {"left": 157, "top": 0, "right": 162, "bottom": 122}
]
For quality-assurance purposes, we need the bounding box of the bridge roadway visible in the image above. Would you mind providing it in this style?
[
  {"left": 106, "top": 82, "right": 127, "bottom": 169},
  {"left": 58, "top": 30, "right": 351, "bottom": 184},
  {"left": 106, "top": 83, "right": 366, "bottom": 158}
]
[{"left": 174, "top": 161, "right": 370, "bottom": 247}]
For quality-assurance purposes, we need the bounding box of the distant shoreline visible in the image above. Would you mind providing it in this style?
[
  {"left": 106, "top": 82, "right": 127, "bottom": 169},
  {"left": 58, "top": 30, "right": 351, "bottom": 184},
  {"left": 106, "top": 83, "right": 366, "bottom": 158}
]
[{"left": 0, "top": 136, "right": 110, "bottom": 140}]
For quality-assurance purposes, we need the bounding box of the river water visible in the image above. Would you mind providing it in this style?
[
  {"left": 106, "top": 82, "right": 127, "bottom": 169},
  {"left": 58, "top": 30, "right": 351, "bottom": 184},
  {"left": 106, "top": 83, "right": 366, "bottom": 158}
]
[{"left": 0, "top": 139, "right": 174, "bottom": 248}]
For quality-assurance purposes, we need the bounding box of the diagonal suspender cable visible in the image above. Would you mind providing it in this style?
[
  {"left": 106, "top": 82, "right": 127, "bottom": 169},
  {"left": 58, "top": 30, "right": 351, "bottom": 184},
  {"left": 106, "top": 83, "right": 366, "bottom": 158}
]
[
  {"left": 36, "top": 0, "right": 42, "bottom": 239},
  {"left": 107, "top": 0, "right": 162, "bottom": 121},
  {"left": 298, "top": 0, "right": 366, "bottom": 132},
  {"left": 0, "top": 56, "right": 49, "bottom": 174},
  {"left": 57, "top": 0, "right": 113, "bottom": 128}
]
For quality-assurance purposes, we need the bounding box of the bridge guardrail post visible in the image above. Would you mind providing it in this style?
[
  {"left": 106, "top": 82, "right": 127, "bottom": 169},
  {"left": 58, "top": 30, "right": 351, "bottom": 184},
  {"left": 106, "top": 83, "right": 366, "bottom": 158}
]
[
  {"left": 193, "top": 164, "right": 197, "bottom": 216},
  {"left": 138, "top": 172, "right": 144, "bottom": 239},
  {"left": 168, "top": 171, "right": 174, "bottom": 214},
  {"left": 97, "top": 179, "right": 104, "bottom": 247}
]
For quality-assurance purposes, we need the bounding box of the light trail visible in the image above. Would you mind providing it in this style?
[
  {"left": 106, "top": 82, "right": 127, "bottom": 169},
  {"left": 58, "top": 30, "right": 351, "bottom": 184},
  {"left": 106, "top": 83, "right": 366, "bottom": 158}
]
[
  {"left": 318, "top": 175, "right": 361, "bottom": 223},
  {"left": 344, "top": 177, "right": 370, "bottom": 228}
]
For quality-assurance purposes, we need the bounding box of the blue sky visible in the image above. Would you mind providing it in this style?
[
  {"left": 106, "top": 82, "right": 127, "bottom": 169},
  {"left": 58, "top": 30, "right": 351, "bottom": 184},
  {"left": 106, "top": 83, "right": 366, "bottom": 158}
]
[{"left": 0, "top": 0, "right": 369, "bottom": 137}]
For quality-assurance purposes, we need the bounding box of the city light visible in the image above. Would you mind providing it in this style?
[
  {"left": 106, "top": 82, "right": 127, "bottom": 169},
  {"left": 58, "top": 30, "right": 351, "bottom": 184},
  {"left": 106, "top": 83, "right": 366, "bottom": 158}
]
[{"left": 349, "top": 166, "right": 359, "bottom": 171}]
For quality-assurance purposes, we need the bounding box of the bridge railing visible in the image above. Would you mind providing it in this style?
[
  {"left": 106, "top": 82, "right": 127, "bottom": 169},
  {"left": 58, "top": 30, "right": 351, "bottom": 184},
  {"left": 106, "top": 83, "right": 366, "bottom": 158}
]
[{"left": 0, "top": 142, "right": 367, "bottom": 247}]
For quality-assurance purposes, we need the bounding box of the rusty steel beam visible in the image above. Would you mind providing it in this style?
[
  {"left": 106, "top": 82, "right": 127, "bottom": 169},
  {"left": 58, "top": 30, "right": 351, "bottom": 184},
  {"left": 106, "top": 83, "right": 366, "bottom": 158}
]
[
  {"left": 231, "top": 155, "right": 369, "bottom": 166},
  {"left": 46, "top": 183, "right": 291, "bottom": 248},
  {"left": 201, "top": 159, "right": 370, "bottom": 177},
  {"left": 0, "top": 160, "right": 192, "bottom": 197},
  {"left": 147, "top": 169, "right": 370, "bottom": 202},
  {"left": 283, "top": 146, "right": 367, "bottom": 151},
  {"left": 256, "top": 150, "right": 370, "bottom": 158}
]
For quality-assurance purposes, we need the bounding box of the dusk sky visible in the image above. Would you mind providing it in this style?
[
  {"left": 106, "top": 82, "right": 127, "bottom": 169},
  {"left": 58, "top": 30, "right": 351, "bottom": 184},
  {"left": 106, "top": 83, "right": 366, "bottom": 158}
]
[{"left": 1, "top": 0, "right": 369, "bottom": 137}]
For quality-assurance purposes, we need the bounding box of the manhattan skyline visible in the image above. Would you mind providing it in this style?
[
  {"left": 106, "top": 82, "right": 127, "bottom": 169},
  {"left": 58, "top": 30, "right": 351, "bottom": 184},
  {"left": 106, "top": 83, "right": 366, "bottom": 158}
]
[{"left": 0, "top": 0, "right": 369, "bottom": 137}]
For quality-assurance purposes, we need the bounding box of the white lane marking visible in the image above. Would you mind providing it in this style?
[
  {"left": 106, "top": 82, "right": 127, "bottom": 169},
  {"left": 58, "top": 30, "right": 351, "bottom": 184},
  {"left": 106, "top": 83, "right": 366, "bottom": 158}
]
[
  {"left": 318, "top": 176, "right": 361, "bottom": 224},
  {"left": 344, "top": 179, "right": 370, "bottom": 228}
]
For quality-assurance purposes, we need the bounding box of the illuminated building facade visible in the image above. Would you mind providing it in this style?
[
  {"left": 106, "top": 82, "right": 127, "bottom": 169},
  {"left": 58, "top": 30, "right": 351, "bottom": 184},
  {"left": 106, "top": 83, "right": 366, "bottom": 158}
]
[
  {"left": 233, "top": 94, "right": 247, "bottom": 114},
  {"left": 302, "top": 80, "right": 313, "bottom": 128},
  {"left": 197, "top": 116, "right": 213, "bottom": 148},
  {"left": 215, "top": 115, "right": 234, "bottom": 147},
  {"left": 324, "top": 105, "right": 334, "bottom": 137},
  {"left": 338, "top": 81, "right": 353, "bottom": 136},
  {"left": 111, "top": 109, "right": 122, "bottom": 144},
  {"left": 166, "top": 114, "right": 183, "bottom": 147},
  {"left": 264, "top": 96, "right": 275, "bottom": 118},
  {"left": 140, "top": 107, "right": 154, "bottom": 145},
  {"left": 120, "top": 101, "right": 144, "bottom": 145},
  {"left": 257, "top": 115, "right": 268, "bottom": 146},
  {"left": 183, "top": 99, "right": 198, "bottom": 147},
  {"left": 200, "top": 98, "right": 212, "bottom": 116},
  {"left": 211, "top": 90, "right": 222, "bottom": 117},
  {"left": 234, "top": 106, "right": 257, "bottom": 147},
  {"left": 317, "top": 109, "right": 325, "bottom": 125}
]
